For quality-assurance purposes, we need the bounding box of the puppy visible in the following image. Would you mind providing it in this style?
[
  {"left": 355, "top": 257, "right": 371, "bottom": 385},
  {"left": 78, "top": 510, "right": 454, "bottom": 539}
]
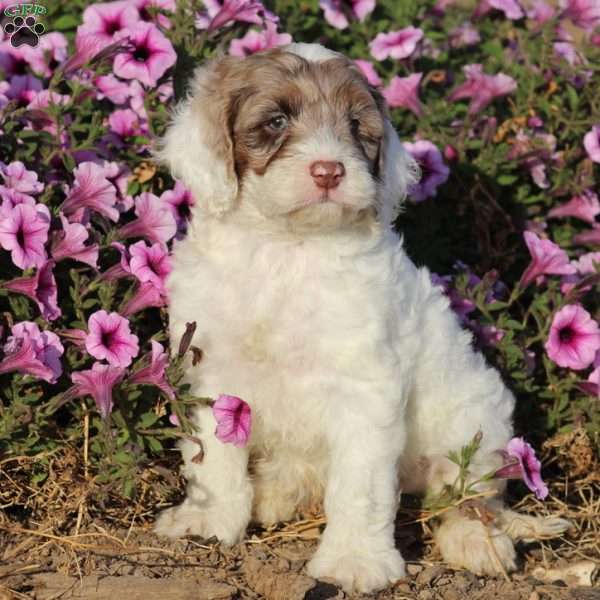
[{"left": 154, "top": 43, "right": 569, "bottom": 593}]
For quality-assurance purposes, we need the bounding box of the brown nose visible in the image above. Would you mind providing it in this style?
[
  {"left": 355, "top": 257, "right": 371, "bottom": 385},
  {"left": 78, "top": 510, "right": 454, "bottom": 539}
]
[{"left": 310, "top": 161, "right": 345, "bottom": 190}]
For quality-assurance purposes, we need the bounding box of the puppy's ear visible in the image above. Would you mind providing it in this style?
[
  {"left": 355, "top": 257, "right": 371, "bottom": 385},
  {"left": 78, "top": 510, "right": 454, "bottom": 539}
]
[
  {"left": 377, "top": 119, "right": 420, "bottom": 227},
  {"left": 156, "top": 57, "right": 241, "bottom": 218}
]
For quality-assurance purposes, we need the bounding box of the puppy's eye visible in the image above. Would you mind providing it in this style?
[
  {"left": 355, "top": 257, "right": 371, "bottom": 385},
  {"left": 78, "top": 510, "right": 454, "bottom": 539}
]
[
  {"left": 266, "top": 115, "right": 288, "bottom": 132},
  {"left": 350, "top": 118, "right": 361, "bottom": 134}
]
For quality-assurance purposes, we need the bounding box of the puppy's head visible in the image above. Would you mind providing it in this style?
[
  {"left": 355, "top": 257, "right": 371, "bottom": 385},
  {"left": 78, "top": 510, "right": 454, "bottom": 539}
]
[{"left": 159, "top": 43, "right": 419, "bottom": 232}]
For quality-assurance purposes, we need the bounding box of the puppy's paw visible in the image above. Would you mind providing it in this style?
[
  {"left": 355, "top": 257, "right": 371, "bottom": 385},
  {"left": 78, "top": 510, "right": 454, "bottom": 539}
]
[
  {"left": 436, "top": 516, "right": 517, "bottom": 576},
  {"left": 154, "top": 499, "right": 250, "bottom": 546},
  {"left": 499, "top": 510, "right": 571, "bottom": 543},
  {"left": 252, "top": 483, "right": 296, "bottom": 525},
  {"left": 307, "top": 546, "right": 405, "bottom": 593}
]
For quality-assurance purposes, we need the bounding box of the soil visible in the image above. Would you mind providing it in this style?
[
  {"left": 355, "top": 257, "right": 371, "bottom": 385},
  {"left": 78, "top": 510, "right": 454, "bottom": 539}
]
[{"left": 1, "top": 518, "right": 598, "bottom": 600}]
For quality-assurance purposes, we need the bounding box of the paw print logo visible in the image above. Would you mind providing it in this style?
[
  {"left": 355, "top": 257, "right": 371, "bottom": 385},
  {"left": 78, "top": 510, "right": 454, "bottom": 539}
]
[{"left": 3, "top": 15, "right": 45, "bottom": 47}]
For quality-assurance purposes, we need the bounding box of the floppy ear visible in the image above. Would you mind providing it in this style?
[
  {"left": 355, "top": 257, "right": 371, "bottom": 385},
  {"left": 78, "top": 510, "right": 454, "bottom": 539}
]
[
  {"left": 156, "top": 57, "right": 240, "bottom": 218},
  {"left": 377, "top": 119, "right": 421, "bottom": 227}
]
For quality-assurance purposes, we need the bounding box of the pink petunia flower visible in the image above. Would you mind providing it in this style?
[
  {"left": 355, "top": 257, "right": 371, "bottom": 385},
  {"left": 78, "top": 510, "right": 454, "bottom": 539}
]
[
  {"left": 449, "top": 21, "right": 481, "bottom": 47},
  {"left": 77, "top": 0, "right": 140, "bottom": 45},
  {"left": 319, "top": 0, "right": 375, "bottom": 29},
  {"left": 370, "top": 27, "right": 423, "bottom": 61},
  {"left": 0, "top": 336, "right": 55, "bottom": 382},
  {"left": 197, "top": 0, "right": 267, "bottom": 31},
  {"left": 113, "top": 22, "right": 177, "bottom": 87},
  {"left": 95, "top": 74, "right": 132, "bottom": 104},
  {"left": 495, "top": 437, "right": 548, "bottom": 500},
  {"left": 474, "top": 0, "right": 524, "bottom": 20},
  {"left": 160, "top": 181, "right": 195, "bottom": 237},
  {"left": 1, "top": 74, "right": 43, "bottom": 106},
  {"left": 404, "top": 140, "right": 449, "bottom": 202},
  {"left": 108, "top": 108, "right": 148, "bottom": 138},
  {"left": 572, "top": 252, "right": 600, "bottom": 274},
  {"left": 382, "top": 73, "right": 423, "bottom": 116},
  {"left": 0, "top": 202, "right": 50, "bottom": 269},
  {"left": 17, "top": 33, "right": 69, "bottom": 78},
  {"left": 548, "top": 190, "right": 600, "bottom": 224},
  {"left": 354, "top": 59, "right": 382, "bottom": 86},
  {"left": 212, "top": 394, "right": 252, "bottom": 447},
  {"left": 1, "top": 161, "right": 43, "bottom": 195},
  {"left": 121, "top": 281, "right": 167, "bottom": 316},
  {"left": 134, "top": 0, "right": 176, "bottom": 28},
  {"left": 545, "top": 304, "right": 600, "bottom": 370},
  {"left": 85, "top": 310, "right": 140, "bottom": 368},
  {"left": 128, "top": 240, "right": 172, "bottom": 293},
  {"left": 229, "top": 21, "right": 292, "bottom": 57},
  {"left": 126, "top": 340, "right": 174, "bottom": 399},
  {"left": 62, "top": 162, "right": 119, "bottom": 222},
  {"left": 448, "top": 64, "right": 517, "bottom": 114},
  {"left": 519, "top": 231, "right": 576, "bottom": 287},
  {"left": 574, "top": 226, "right": 600, "bottom": 246},
  {"left": 51, "top": 214, "right": 99, "bottom": 268},
  {"left": 64, "top": 362, "right": 126, "bottom": 419},
  {"left": 117, "top": 192, "right": 177, "bottom": 244},
  {"left": 526, "top": 0, "right": 556, "bottom": 24},
  {"left": 560, "top": 0, "right": 600, "bottom": 31},
  {"left": 583, "top": 125, "right": 600, "bottom": 163},
  {"left": 1, "top": 261, "right": 61, "bottom": 321}
]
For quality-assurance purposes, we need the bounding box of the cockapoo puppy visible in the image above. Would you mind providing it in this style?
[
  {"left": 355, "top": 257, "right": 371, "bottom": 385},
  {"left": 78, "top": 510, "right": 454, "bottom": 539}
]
[{"left": 154, "top": 43, "right": 569, "bottom": 593}]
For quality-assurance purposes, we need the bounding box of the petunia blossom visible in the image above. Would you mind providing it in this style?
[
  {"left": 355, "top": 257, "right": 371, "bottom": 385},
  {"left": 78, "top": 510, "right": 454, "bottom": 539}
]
[
  {"left": 583, "top": 125, "right": 600, "bottom": 163},
  {"left": 51, "top": 214, "right": 99, "bottom": 268},
  {"left": 229, "top": 21, "right": 292, "bottom": 57},
  {"left": 0, "top": 336, "right": 55, "bottom": 382},
  {"left": 113, "top": 22, "right": 177, "bottom": 87},
  {"left": 64, "top": 363, "right": 126, "bottom": 419},
  {"left": 62, "top": 162, "right": 119, "bottom": 222},
  {"left": 212, "top": 394, "right": 252, "bottom": 447},
  {"left": 85, "top": 310, "right": 140, "bottom": 367},
  {"left": 126, "top": 340, "right": 174, "bottom": 399},
  {"left": 0, "top": 202, "right": 50, "bottom": 269},
  {"left": 120, "top": 281, "right": 167, "bottom": 316},
  {"left": 382, "top": 73, "right": 423, "bottom": 116},
  {"left": 319, "top": 0, "right": 375, "bottom": 29},
  {"left": 545, "top": 304, "right": 600, "bottom": 370},
  {"left": 574, "top": 226, "right": 600, "bottom": 246},
  {"left": 495, "top": 437, "right": 548, "bottom": 500},
  {"left": 370, "top": 27, "right": 423, "bottom": 61},
  {"left": 354, "top": 59, "right": 382, "bottom": 86},
  {"left": 474, "top": 0, "right": 524, "bottom": 20},
  {"left": 519, "top": 231, "right": 576, "bottom": 287},
  {"left": 449, "top": 21, "right": 481, "bottom": 47},
  {"left": 161, "top": 181, "right": 195, "bottom": 237},
  {"left": 117, "top": 192, "right": 177, "bottom": 244},
  {"left": 1, "top": 161, "right": 43, "bottom": 195},
  {"left": 404, "top": 140, "right": 449, "bottom": 202},
  {"left": 77, "top": 0, "right": 140, "bottom": 45},
  {"left": 559, "top": 0, "right": 600, "bottom": 32},
  {"left": 128, "top": 240, "right": 172, "bottom": 293},
  {"left": 448, "top": 64, "right": 517, "bottom": 114},
  {"left": 548, "top": 190, "right": 600, "bottom": 224},
  {"left": 197, "top": 0, "right": 267, "bottom": 31}
]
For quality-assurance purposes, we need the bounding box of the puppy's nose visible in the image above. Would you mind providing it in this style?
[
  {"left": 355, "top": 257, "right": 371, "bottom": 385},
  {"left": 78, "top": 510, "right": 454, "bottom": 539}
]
[{"left": 310, "top": 161, "right": 345, "bottom": 190}]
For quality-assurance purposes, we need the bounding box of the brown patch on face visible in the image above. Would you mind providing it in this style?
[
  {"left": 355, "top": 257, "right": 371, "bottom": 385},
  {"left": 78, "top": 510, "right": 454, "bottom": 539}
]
[{"left": 209, "top": 50, "right": 387, "bottom": 182}]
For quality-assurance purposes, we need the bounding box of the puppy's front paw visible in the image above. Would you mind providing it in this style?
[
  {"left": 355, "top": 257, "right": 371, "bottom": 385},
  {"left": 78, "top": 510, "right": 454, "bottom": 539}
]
[
  {"left": 436, "top": 516, "right": 516, "bottom": 576},
  {"left": 154, "top": 499, "right": 250, "bottom": 546},
  {"left": 499, "top": 511, "right": 571, "bottom": 543},
  {"left": 307, "top": 546, "right": 405, "bottom": 593}
]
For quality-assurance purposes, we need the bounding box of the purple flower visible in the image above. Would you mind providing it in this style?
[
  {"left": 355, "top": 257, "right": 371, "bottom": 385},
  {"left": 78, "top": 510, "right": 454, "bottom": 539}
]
[
  {"left": 16, "top": 33, "right": 68, "bottom": 78},
  {"left": 448, "top": 64, "right": 517, "bottom": 114},
  {"left": 584, "top": 125, "right": 600, "bottom": 163},
  {"left": 1, "top": 74, "right": 43, "bottom": 106},
  {"left": 198, "top": 0, "right": 266, "bottom": 31},
  {"left": 474, "top": 0, "right": 524, "bottom": 19},
  {"left": 128, "top": 240, "right": 172, "bottom": 294},
  {"left": 1, "top": 261, "right": 61, "bottom": 321},
  {"left": 229, "top": 21, "right": 292, "bottom": 57},
  {"left": 354, "top": 59, "right": 382, "bottom": 86},
  {"left": 1, "top": 161, "right": 43, "bottom": 195},
  {"left": 526, "top": 0, "right": 556, "bottom": 24},
  {"left": 495, "top": 437, "right": 548, "bottom": 500},
  {"left": 404, "top": 140, "right": 449, "bottom": 202},
  {"left": 51, "top": 214, "right": 99, "bottom": 268},
  {"left": 117, "top": 192, "right": 177, "bottom": 244},
  {"left": 85, "top": 310, "right": 140, "bottom": 368},
  {"left": 548, "top": 191, "right": 600, "bottom": 224},
  {"left": 113, "top": 22, "right": 176, "bottom": 87},
  {"left": 519, "top": 231, "right": 576, "bottom": 287},
  {"left": 95, "top": 74, "right": 132, "bottom": 104},
  {"left": 545, "top": 304, "right": 600, "bottom": 370},
  {"left": 127, "top": 340, "right": 174, "bottom": 399},
  {"left": 212, "top": 394, "right": 252, "bottom": 447},
  {"left": 0, "top": 202, "right": 50, "bottom": 269},
  {"left": 108, "top": 108, "right": 147, "bottom": 139},
  {"left": 319, "top": 0, "right": 375, "bottom": 29},
  {"left": 62, "top": 162, "right": 119, "bottom": 222},
  {"left": 449, "top": 21, "right": 481, "bottom": 47},
  {"left": 370, "top": 27, "right": 424, "bottom": 61},
  {"left": 560, "top": 0, "right": 600, "bottom": 31},
  {"left": 0, "top": 336, "right": 55, "bottom": 382},
  {"left": 160, "top": 181, "right": 195, "bottom": 237},
  {"left": 121, "top": 281, "right": 167, "bottom": 316},
  {"left": 572, "top": 251, "right": 600, "bottom": 274},
  {"left": 77, "top": 0, "right": 140, "bottom": 45},
  {"left": 574, "top": 226, "right": 600, "bottom": 246},
  {"left": 382, "top": 73, "right": 423, "bottom": 116},
  {"left": 64, "top": 363, "right": 126, "bottom": 419}
]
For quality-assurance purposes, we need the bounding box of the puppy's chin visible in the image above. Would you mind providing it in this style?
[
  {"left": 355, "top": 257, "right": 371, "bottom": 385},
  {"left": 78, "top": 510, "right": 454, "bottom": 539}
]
[{"left": 282, "top": 201, "right": 376, "bottom": 234}]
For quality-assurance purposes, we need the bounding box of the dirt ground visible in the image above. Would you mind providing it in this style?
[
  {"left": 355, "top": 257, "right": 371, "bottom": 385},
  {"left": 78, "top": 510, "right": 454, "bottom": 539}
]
[{"left": 1, "top": 514, "right": 598, "bottom": 600}]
